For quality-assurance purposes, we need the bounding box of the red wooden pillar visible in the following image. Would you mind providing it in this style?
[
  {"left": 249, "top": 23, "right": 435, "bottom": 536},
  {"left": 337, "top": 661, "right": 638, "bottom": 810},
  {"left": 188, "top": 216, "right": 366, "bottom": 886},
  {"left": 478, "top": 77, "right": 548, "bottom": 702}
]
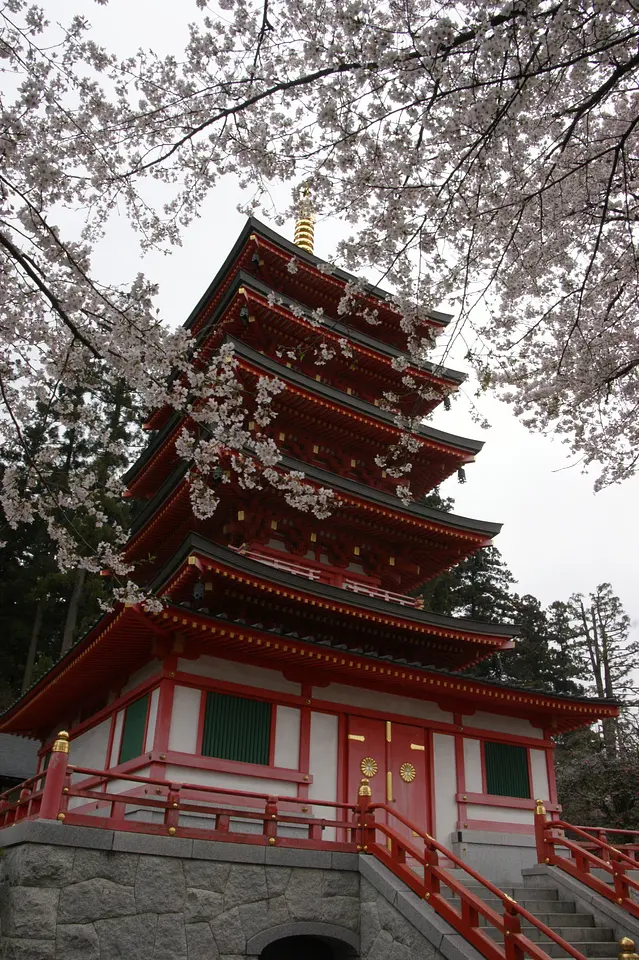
[
  {"left": 40, "top": 731, "right": 70, "bottom": 821},
  {"left": 534, "top": 799, "right": 552, "bottom": 864},
  {"left": 357, "top": 777, "right": 375, "bottom": 852}
]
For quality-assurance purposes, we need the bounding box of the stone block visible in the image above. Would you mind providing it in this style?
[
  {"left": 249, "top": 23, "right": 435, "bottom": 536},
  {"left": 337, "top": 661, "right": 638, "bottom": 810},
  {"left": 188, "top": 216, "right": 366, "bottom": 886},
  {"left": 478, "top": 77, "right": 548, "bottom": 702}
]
[
  {"left": 185, "top": 922, "right": 219, "bottom": 960},
  {"left": 95, "top": 913, "right": 158, "bottom": 960},
  {"left": 367, "top": 928, "right": 394, "bottom": 960},
  {"left": 284, "top": 867, "right": 324, "bottom": 920},
  {"left": 2, "top": 845, "right": 74, "bottom": 887},
  {"left": 192, "top": 840, "right": 265, "bottom": 864},
  {"left": 58, "top": 878, "right": 136, "bottom": 923},
  {"left": 324, "top": 870, "right": 359, "bottom": 897},
  {"left": 238, "top": 895, "right": 289, "bottom": 939},
  {"left": 223, "top": 864, "right": 267, "bottom": 907},
  {"left": 360, "top": 901, "right": 382, "bottom": 954},
  {"left": 211, "top": 907, "right": 245, "bottom": 954},
  {"left": 331, "top": 852, "right": 360, "bottom": 870},
  {"left": 390, "top": 943, "right": 413, "bottom": 960},
  {"left": 265, "top": 866, "right": 291, "bottom": 897},
  {"left": 184, "top": 888, "right": 224, "bottom": 922},
  {"left": 112, "top": 831, "right": 192, "bottom": 858},
  {"left": 184, "top": 860, "right": 231, "bottom": 893},
  {"left": 319, "top": 895, "right": 359, "bottom": 930},
  {"left": 264, "top": 846, "right": 331, "bottom": 869},
  {"left": 154, "top": 914, "right": 187, "bottom": 960},
  {"left": 135, "top": 855, "right": 185, "bottom": 913},
  {"left": 1, "top": 938, "right": 55, "bottom": 959},
  {"left": 71, "top": 848, "right": 138, "bottom": 885},
  {"left": 0, "top": 888, "right": 58, "bottom": 939},
  {"left": 0, "top": 821, "right": 114, "bottom": 850},
  {"left": 55, "top": 923, "right": 100, "bottom": 960}
]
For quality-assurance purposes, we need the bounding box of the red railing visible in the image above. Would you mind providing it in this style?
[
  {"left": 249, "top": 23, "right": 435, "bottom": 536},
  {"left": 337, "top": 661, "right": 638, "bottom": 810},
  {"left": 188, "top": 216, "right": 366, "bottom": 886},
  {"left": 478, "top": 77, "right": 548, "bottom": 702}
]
[
  {"left": 535, "top": 803, "right": 639, "bottom": 917},
  {"left": 357, "top": 790, "right": 589, "bottom": 960},
  {"left": 231, "top": 545, "right": 424, "bottom": 608}
]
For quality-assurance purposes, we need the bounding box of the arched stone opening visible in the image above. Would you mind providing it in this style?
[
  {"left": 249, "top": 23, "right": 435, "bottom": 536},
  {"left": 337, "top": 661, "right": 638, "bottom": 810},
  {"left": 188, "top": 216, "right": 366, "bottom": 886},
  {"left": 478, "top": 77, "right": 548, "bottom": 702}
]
[{"left": 247, "top": 921, "right": 359, "bottom": 959}]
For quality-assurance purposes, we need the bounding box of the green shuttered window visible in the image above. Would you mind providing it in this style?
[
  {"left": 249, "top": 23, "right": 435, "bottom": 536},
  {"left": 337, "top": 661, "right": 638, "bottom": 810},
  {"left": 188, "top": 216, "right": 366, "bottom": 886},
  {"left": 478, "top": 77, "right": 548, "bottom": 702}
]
[
  {"left": 484, "top": 741, "right": 530, "bottom": 799},
  {"left": 202, "top": 691, "right": 271, "bottom": 765},
  {"left": 119, "top": 694, "right": 150, "bottom": 764}
]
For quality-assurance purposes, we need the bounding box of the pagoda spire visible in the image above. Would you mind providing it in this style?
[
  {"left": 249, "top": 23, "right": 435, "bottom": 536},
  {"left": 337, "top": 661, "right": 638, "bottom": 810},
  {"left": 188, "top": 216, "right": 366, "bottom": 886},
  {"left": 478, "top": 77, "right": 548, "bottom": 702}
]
[{"left": 294, "top": 187, "right": 314, "bottom": 253}]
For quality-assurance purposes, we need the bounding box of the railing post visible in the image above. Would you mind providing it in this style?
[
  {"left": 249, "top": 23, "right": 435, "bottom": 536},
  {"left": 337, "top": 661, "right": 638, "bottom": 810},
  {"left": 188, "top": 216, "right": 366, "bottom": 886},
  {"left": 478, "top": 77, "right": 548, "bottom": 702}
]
[
  {"left": 15, "top": 786, "right": 31, "bottom": 822},
  {"left": 612, "top": 850, "right": 630, "bottom": 907},
  {"left": 40, "top": 731, "right": 70, "bottom": 821},
  {"left": 164, "top": 784, "right": 181, "bottom": 836},
  {"left": 504, "top": 901, "right": 524, "bottom": 960},
  {"left": 534, "top": 799, "right": 552, "bottom": 864},
  {"left": 264, "top": 796, "right": 278, "bottom": 844},
  {"left": 357, "top": 778, "right": 375, "bottom": 852},
  {"left": 619, "top": 938, "right": 639, "bottom": 960},
  {"left": 598, "top": 830, "right": 611, "bottom": 862},
  {"left": 423, "top": 838, "right": 441, "bottom": 897}
]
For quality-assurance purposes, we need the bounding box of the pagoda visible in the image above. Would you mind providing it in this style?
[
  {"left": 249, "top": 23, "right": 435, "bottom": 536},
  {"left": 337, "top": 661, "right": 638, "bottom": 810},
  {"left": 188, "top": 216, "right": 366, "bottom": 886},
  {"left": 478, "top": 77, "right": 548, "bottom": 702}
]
[{"left": 0, "top": 216, "right": 617, "bottom": 869}]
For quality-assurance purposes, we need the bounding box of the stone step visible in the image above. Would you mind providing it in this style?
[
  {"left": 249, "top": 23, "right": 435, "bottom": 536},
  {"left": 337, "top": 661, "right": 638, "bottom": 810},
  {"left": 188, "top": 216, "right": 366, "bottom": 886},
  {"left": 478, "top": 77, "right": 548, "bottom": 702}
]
[
  {"left": 538, "top": 941, "right": 620, "bottom": 959},
  {"left": 479, "top": 913, "right": 595, "bottom": 929},
  {"left": 441, "top": 884, "right": 559, "bottom": 902},
  {"left": 484, "top": 925, "right": 614, "bottom": 945}
]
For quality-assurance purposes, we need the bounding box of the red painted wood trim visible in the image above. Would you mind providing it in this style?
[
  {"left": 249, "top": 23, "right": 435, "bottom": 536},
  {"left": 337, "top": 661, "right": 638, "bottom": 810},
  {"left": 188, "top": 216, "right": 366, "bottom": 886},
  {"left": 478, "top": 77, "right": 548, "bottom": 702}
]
[
  {"left": 480, "top": 740, "right": 488, "bottom": 794},
  {"left": 65, "top": 676, "right": 161, "bottom": 744},
  {"left": 546, "top": 746, "right": 559, "bottom": 804},
  {"left": 454, "top": 729, "right": 466, "bottom": 827},
  {"left": 268, "top": 703, "right": 277, "bottom": 767},
  {"left": 173, "top": 668, "right": 554, "bottom": 749},
  {"left": 526, "top": 746, "right": 534, "bottom": 800},
  {"left": 427, "top": 728, "right": 436, "bottom": 838},
  {"left": 336, "top": 711, "right": 347, "bottom": 836},
  {"left": 298, "top": 706, "right": 311, "bottom": 800},
  {"left": 153, "top": 677, "right": 175, "bottom": 753},
  {"left": 163, "top": 749, "right": 312, "bottom": 784},
  {"left": 457, "top": 793, "right": 560, "bottom": 812},
  {"left": 196, "top": 688, "right": 207, "bottom": 756},
  {"left": 105, "top": 712, "right": 117, "bottom": 772},
  {"left": 458, "top": 819, "right": 534, "bottom": 835}
]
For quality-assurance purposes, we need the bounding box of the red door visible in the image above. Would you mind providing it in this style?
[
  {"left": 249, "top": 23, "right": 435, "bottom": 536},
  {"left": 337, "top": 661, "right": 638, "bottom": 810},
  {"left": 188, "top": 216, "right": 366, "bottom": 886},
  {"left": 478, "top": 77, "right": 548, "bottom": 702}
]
[{"left": 346, "top": 716, "right": 430, "bottom": 842}]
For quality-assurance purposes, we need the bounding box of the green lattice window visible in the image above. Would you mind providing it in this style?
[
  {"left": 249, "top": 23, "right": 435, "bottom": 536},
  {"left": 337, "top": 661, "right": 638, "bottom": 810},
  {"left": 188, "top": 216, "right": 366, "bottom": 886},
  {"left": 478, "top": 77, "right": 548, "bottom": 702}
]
[
  {"left": 484, "top": 741, "right": 530, "bottom": 799},
  {"left": 119, "top": 694, "right": 150, "bottom": 764},
  {"left": 201, "top": 691, "right": 271, "bottom": 765}
]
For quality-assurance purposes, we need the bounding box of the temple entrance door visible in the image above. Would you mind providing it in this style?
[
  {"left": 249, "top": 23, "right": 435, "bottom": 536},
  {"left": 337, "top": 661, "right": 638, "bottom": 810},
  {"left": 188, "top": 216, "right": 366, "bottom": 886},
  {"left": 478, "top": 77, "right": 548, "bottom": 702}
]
[{"left": 346, "top": 716, "right": 429, "bottom": 844}]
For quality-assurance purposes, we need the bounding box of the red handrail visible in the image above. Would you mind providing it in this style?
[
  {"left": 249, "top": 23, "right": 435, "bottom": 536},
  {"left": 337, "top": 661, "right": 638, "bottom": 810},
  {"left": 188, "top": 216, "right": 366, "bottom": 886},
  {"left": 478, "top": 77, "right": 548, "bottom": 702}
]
[
  {"left": 535, "top": 803, "right": 639, "bottom": 918},
  {"left": 354, "top": 790, "right": 586, "bottom": 960}
]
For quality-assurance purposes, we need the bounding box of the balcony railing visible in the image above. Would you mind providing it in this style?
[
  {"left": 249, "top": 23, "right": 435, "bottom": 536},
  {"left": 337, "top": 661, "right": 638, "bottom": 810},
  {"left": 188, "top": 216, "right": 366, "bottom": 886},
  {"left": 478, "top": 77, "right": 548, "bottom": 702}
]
[{"left": 230, "top": 546, "right": 423, "bottom": 609}]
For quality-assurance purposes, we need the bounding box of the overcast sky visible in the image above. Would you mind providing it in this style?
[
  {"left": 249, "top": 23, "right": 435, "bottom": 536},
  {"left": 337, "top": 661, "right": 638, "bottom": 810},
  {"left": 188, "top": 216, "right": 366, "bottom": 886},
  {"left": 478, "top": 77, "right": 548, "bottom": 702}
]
[{"left": 48, "top": 0, "right": 639, "bottom": 638}]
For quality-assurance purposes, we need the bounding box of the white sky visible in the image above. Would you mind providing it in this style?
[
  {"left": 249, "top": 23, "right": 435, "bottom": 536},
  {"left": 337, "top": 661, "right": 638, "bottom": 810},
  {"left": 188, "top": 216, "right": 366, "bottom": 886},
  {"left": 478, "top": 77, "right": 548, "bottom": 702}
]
[{"left": 45, "top": 0, "right": 639, "bottom": 637}]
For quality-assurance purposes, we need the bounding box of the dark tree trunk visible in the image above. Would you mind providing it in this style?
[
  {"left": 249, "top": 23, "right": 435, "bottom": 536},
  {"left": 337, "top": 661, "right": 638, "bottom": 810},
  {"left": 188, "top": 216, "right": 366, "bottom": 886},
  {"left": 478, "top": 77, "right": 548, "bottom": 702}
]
[
  {"left": 22, "top": 597, "right": 45, "bottom": 694},
  {"left": 60, "top": 567, "right": 86, "bottom": 655}
]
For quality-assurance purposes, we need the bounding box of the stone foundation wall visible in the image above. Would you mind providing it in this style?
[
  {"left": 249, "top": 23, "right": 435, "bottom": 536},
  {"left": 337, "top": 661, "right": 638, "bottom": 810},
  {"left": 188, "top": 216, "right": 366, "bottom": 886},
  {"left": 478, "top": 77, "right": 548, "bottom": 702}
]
[{"left": 0, "top": 822, "right": 482, "bottom": 960}]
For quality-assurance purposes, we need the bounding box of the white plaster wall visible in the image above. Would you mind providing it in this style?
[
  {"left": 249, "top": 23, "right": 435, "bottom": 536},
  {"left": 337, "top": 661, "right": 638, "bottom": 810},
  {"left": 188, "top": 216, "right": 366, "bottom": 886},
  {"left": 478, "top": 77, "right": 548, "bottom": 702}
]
[
  {"left": 105, "top": 768, "right": 151, "bottom": 794},
  {"left": 165, "top": 765, "right": 297, "bottom": 797},
  {"left": 144, "top": 687, "right": 160, "bottom": 752},
  {"left": 168, "top": 686, "right": 202, "bottom": 754},
  {"left": 463, "top": 711, "right": 543, "bottom": 738},
  {"left": 530, "top": 748, "right": 550, "bottom": 800},
  {"left": 177, "top": 656, "right": 301, "bottom": 695},
  {"left": 433, "top": 733, "right": 457, "bottom": 845},
  {"left": 463, "top": 738, "right": 483, "bottom": 792},
  {"left": 309, "top": 711, "right": 339, "bottom": 841},
  {"left": 319, "top": 683, "right": 453, "bottom": 723},
  {"left": 121, "top": 660, "right": 161, "bottom": 694},
  {"left": 467, "top": 804, "right": 533, "bottom": 825},
  {"left": 274, "top": 706, "right": 300, "bottom": 769},
  {"left": 109, "top": 711, "right": 124, "bottom": 767},
  {"left": 70, "top": 719, "right": 111, "bottom": 770}
]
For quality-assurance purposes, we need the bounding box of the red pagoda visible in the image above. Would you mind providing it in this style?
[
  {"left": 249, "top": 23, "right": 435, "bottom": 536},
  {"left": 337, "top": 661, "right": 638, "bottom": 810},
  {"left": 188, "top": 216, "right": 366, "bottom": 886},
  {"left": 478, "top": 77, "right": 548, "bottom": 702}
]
[{"left": 0, "top": 216, "right": 618, "bottom": 872}]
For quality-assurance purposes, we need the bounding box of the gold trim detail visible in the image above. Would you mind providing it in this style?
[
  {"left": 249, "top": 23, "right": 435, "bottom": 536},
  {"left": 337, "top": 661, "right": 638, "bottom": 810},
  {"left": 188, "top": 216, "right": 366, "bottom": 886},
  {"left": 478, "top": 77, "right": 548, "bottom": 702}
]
[
  {"left": 386, "top": 771, "right": 393, "bottom": 801},
  {"left": 400, "top": 762, "right": 417, "bottom": 784},
  {"left": 386, "top": 722, "right": 392, "bottom": 742},
  {"left": 358, "top": 778, "right": 372, "bottom": 798},
  {"left": 52, "top": 731, "right": 70, "bottom": 754},
  {"left": 348, "top": 734, "right": 365, "bottom": 742},
  {"left": 410, "top": 743, "right": 425, "bottom": 751},
  {"left": 360, "top": 757, "right": 378, "bottom": 778}
]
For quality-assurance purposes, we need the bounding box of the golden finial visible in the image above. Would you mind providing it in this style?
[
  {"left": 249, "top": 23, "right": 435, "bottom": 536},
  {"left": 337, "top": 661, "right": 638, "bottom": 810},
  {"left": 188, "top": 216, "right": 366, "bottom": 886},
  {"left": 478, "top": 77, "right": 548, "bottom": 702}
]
[
  {"left": 52, "top": 731, "right": 70, "bottom": 754},
  {"left": 358, "top": 777, "right": 372, "bottom": 798},
  {"left": 294, "top": 186, "right": 315, "bottom": 254},
  {"left": 619, "top": 939, "right": 638, "bottom": 960},
  {"left": 535, "top": 799, "right": 546, "bottom": 816}
]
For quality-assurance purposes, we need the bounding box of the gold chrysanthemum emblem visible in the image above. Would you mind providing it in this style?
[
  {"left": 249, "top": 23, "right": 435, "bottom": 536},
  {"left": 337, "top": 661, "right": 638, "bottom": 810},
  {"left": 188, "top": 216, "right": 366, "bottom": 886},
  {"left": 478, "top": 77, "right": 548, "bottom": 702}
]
[
  {"left": 360, "top": 757, "right": 378, "bottom": 778},
  {"left": 399, "top": 762, "right": 416, "bottom": 783}
]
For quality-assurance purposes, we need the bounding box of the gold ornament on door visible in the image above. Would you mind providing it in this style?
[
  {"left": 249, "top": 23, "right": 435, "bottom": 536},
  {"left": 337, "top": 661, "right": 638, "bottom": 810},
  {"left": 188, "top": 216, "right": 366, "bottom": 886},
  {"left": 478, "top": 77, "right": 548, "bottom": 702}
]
[
  {"left": 399, "top": 762, "right": 416, "bottom": 783},
  {"left": 360, "top": 757, "right": 378, "bottom": 778}
]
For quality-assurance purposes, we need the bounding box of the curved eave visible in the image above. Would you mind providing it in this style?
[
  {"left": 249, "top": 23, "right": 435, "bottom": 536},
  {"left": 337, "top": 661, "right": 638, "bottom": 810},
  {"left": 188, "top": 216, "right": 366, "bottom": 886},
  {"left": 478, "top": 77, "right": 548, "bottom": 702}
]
[
  {"left": 124, "top": 335, "right": 482, "bottom": 491},
  {"left": 153, "top": 534, "right": 516, "bottom": 643},
  {"left": 127, "top": 454, "right": 500, "bottom": 547},
  {"left": 202, "top": 270, "right": 463, "bottom": 383},
  {"left": 184, "top": 217, "right": 452, "bottom": 335}
]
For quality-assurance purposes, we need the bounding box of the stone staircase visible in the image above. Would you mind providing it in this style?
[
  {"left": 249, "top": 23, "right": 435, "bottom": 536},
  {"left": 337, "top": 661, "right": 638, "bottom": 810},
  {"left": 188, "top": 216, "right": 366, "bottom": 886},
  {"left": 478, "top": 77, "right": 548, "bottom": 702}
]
[{"left": 441, "top": 870, "right": 619, "bottom": 960}]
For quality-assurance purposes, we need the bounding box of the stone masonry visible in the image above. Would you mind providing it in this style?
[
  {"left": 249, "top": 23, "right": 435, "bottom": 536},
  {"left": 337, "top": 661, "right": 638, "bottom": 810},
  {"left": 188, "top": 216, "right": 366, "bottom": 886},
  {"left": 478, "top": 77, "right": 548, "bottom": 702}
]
[{"left": 0, "top": 822, "right": 483, "bottom": 960}]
